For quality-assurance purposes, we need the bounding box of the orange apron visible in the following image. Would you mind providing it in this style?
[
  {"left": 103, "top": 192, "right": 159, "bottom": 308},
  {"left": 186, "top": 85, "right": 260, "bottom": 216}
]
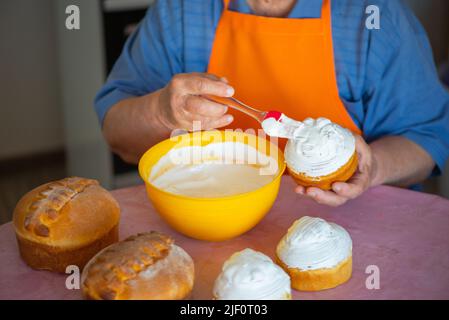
[{"left": 207, "top": 0, "right": 361, "bottom": 149}]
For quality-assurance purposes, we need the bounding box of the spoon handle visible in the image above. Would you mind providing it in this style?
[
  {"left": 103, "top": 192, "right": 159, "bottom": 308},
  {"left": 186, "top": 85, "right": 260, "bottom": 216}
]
[{"left": 205, "top": 95, "right": 267, "bottom": 123}]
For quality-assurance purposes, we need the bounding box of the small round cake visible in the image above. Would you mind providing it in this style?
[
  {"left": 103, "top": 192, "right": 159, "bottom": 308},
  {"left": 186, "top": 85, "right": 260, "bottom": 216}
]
[
  {"left": 82, "top": 232, "right": 194, "bottom": 300},
  {"left": 276, "top": 216, "right": 352, "bottom": 291},
  {"left": 13, "top": 177, "right": 120, "bottom": 272},
  {"left": 213, "top": 248, "right": 291, "bottom": 300},
  {"left": 284, "top": 117, "right": 357, "bottom": 190}
]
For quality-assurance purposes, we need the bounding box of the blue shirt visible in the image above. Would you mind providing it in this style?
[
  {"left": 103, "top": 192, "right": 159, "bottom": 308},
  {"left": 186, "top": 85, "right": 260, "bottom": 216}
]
[{"left": 95, "top": 0, "right": 449, "bottom": 173}]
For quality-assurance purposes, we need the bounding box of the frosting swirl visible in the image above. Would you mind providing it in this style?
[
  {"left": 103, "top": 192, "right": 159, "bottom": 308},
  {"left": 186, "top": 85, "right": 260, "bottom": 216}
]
[
  {"left": 213, "top": 248, "right": 291, "bottom": 300},
  {"left": 284, "top": 117, "right": 355, "bottom": 177},
  {"left": 277, "top": 216, "right": 352, "bottom": 270}
]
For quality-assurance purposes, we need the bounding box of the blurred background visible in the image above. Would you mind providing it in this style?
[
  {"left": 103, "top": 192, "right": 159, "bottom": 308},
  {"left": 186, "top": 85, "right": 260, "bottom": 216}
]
[{"left": 0, "top": 0, "right": 448, "bottom": 224}]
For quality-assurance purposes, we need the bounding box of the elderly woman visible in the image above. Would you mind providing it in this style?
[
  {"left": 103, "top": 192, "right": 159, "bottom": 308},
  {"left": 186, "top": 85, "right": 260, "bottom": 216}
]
[{"left": 95, "top": 0, "right": 449, "bottom": 206}]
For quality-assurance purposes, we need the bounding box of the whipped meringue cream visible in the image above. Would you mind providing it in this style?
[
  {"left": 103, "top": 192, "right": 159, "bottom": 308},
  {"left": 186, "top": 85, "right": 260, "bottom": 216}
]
[
  {"left": 213, "top": 248, "right": 291, "bottom": 300},
  {"left": 277, "top": 216, "right": 352, "bottom": 271},
  {"left": 284, "top": 117, "right": 355, "bottom": 177},
  {"left": 261, "top": 114, "right": 300, "bottom": 139},
  {"left": 149, "top": 142, "right": 279, "bottom": 198}
]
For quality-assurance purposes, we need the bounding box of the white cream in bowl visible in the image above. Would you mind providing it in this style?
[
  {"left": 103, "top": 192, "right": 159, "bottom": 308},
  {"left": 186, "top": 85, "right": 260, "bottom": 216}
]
[{"left": 149, "top": 142, "right": 279, "bottom": 198}]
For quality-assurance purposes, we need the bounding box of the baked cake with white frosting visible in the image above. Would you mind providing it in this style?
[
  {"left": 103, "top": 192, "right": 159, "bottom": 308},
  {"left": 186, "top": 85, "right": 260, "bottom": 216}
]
[
  {"left": 213, "top": 248, "right": 291, "bottom": 300},
  {"left": 276, "top": 216, "right": 352, "bottom": 291},
  {"left": 284, "top": 117, "right": 357, "bottom": 190}
]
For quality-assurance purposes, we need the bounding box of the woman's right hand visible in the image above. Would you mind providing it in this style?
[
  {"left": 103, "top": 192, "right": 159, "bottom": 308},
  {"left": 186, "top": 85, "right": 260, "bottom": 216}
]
[
  {"left": 156, "top": 73, "right": 235, "bottom": 131},
  {"left": 103, "top": 73, "right": 235, "bottom": 164}
]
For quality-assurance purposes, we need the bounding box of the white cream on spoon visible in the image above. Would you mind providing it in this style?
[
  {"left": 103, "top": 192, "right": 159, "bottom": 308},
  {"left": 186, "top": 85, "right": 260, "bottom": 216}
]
[{"left": 261, "top": 113, "right": 303, "bottom": 139}]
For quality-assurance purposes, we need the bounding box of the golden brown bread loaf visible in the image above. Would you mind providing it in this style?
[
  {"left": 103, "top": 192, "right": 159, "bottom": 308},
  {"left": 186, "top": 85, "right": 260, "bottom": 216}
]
[
  {"left": 13, "top": 177, "right": 120, "bottom": 272},
  {"left": 81, "top": 231, "right": 195, "bottom": 300}
]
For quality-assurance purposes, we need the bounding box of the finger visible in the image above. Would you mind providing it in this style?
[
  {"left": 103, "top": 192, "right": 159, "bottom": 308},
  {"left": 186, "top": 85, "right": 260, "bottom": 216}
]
[
  {"left": 332, "top": 172, "right": 369, "bottom": 199},
  {"left": 183, "top": 74, "right": 234, "bottom": 97},
  {"left": 305, "top": 187, "right": 348, "bottom": 207},
  {"left": 178, "top": 116, "right": 209, "bottom": 131},
  {"left": 199, "top": 73, "right": 229, "bottom": 85},
  {"left": 181, "top": 114, "right": 233, "bottom": 131},
  {"left": 184, "top": 95, "right": 228, "bottom": 117},
  {"left": 202, "top": 114, "right": 234, "bottom": 130},
  {"left": 295, "top": 185, "right": 306, "bottom": 195},
  {"left": 354, "top": 135, "right": 370, "bottom": 168},
  {"left": 200, "top": 73, "right": 223, "bottom": 82}
]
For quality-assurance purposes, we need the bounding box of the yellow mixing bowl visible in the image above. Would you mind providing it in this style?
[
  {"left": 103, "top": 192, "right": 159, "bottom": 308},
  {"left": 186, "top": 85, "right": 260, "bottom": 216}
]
[{"left": 138, "top": 130, "right": 285, "bottom": 241}]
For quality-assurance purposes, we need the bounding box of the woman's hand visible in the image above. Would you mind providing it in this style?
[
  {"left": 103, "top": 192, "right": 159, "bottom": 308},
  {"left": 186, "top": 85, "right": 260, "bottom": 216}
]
[
  {"left": 294, "top": 135, "right": 378, "bottom": 206},
  {"left": 103, "top": 72, "right": 235, "bottom": 164},
  {"left": 156, "top": 73, "right": 235, "bottom": 131}
]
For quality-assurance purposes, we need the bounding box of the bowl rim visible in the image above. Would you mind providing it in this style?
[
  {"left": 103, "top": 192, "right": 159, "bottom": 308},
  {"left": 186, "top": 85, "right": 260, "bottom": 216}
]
[{"left": 138, "top": 130, "right": 286, "bottom": 202}]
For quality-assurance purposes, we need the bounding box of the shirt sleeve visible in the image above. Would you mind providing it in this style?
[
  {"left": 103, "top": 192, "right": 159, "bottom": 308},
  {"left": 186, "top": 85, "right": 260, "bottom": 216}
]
[
  {"left": 94, "top": 0, "right": 183, "bottom": 125},
  {"left": 361, "top": 0, "right": 449, "bottom": 174}
]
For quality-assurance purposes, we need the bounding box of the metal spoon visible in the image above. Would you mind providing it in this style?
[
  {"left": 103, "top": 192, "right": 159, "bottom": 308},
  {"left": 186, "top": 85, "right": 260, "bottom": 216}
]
[
  {"left": 205, "top": 95, "right": 302, "bottom": 139},
  {"left": 205, "top": 95, "right": 282, "bottom": 123}
]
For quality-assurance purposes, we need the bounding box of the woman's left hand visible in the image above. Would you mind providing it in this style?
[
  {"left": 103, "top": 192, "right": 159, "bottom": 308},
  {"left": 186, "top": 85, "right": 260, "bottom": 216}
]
[{"left": 294, "top": 135, "right": 378, "bottom": 206}]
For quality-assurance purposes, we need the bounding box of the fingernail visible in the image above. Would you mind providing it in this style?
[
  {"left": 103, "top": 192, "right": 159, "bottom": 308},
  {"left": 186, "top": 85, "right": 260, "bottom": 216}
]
[
  {"left": 226, "top": 86, "right": 235, "bottom": 96},
  {"left": 309, "top": 191, "right": 316, "bottom": 197},
  {"left": 225, "top": 115, "right": 233, "bottom": 123},
  {"left": 333, "top": 185, "right": 341, "bottom": 192}
]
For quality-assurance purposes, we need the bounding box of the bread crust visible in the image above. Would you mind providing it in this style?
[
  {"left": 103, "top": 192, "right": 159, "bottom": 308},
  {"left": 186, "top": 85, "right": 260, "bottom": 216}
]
[
  {"left": 13, "top": 177, "right": 120, "bottom": 272},
  {"left": 287, "top": 152, "right": 358, "bottom": 190},
  {"left": 81, "top": 232, "right": 195, "bottom": 300},
  {"left": 16, "top": 225, "right": 118, "bottom": 272},
  {"left": 276, "top": 255, "right": 352, "bottom": 291}
]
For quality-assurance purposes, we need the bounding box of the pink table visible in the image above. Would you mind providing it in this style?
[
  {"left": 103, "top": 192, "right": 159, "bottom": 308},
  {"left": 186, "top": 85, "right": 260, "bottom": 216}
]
[{"left": 1, "top": 177, "right": 449, "bottom": 300}]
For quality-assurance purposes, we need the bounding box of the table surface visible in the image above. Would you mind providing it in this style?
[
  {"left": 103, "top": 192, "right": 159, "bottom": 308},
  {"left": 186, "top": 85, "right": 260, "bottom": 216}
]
[{"left": 1, "top": 177, "right": 449, "bottom": 300}]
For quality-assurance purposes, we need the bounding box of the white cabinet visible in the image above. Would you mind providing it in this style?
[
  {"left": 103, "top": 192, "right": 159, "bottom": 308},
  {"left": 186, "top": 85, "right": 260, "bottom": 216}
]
[{"left": 55, "top": 0, "right": 152, "bottom": 189}]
